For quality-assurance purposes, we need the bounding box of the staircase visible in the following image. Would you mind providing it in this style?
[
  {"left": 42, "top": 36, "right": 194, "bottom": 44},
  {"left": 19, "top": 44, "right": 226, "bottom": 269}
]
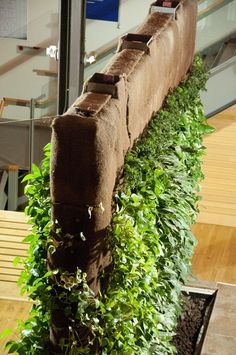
[
  {"left": 0, "top": 170, "right": 8, "bottom": 210},
  {"left": 0, "top": 167, "right": 27, "bottom": 211},
  {"left": 0, "top": 99, "right": 4, "bottom": 118},
  {"left": 202, "top": 37, "right": 236, "bottom": 69},
  {"left": 0, "top": 210, "right": 29, "bottom": 300}
]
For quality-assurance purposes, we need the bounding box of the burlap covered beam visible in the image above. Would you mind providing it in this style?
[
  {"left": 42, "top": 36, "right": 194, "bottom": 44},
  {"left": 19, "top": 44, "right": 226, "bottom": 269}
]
[{"left": 49, "top": 0, "right": 197, "bottom": 351}]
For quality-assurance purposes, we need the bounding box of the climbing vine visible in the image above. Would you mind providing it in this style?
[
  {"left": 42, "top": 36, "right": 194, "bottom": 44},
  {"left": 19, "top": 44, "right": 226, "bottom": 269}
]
[{"left": 5, "top": 56, "right": 212, "bottom": 354}]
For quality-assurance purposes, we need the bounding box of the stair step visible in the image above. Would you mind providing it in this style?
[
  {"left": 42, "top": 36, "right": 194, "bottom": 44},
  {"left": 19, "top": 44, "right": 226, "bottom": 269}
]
[{"left": 218, "top": 41, "right": 236, "bottom": 65}]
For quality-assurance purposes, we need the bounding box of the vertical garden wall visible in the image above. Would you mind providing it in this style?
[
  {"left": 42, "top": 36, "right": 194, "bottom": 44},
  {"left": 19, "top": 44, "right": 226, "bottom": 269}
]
[
  {"left": 4, "top": 1, "right": 214, "bottom": 354},
  {"left": 5, "top": 59, "right": 212, "bottom": 355}
]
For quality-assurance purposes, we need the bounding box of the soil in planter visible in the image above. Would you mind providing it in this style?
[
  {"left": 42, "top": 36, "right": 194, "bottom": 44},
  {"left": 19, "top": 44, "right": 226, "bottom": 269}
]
[{"left": 172, "top": 292, "right": 215, "bottom": 355}]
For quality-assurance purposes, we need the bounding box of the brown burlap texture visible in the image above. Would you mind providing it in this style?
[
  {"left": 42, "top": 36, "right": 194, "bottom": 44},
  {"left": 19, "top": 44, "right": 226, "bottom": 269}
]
[
  {"left": 50, "top": 0, "right": 197, "bottom": 295},
  {"left": 49, "top": 1, "right": 197, "bottom": 351}
]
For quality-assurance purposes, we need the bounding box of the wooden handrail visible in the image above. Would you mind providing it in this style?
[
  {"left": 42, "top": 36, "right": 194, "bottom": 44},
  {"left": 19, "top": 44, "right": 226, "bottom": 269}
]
[
  {"left": 198, "top": 0, "right": 234, "bottom": 20},
  {"left": 0, "top": 99, "right": 5, "bottom": 118},
  {"left": 3, "top": 97, "right": 30, "bottom": 107},
  {"left": 36, "top": 96, "right": 56, "bottom": 108},
  {"left": 0, "top": 96, "right": 56, "bottom": 116},
  {"left": 33, "top": 69, "right": 58, "bottom": 77}
]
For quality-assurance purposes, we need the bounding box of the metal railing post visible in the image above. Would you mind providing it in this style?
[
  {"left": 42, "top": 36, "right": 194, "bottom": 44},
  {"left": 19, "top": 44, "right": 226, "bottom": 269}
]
[{"left": 29, "top": 98, "right": 35, "bottom": 171}]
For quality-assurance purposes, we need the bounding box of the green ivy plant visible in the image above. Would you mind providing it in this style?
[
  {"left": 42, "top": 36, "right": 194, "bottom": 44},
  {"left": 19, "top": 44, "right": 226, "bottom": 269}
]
[
  {"left": 5, "top": 56, "right": 213, "bottom": 354},
  {"left": 95, "top": 56, "right": 213, "bottom": 354},
  {"left": 5, "top": 144, "right": 52, "bottom": 354}
]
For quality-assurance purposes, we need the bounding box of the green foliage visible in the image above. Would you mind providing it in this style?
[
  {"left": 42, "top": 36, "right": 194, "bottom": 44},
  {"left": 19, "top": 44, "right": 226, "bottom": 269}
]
[
  {"left": 93, "top": 55, "right": 213, "bottom": 354},
  {"left": 6, "top": 56, "right": 212, "bottom": 354},
  {"left": 5, "top": 144, "right": 52, "bottom": 354},
  {"left": 20, "top": 145, "right": 51, "bottom": 297}
]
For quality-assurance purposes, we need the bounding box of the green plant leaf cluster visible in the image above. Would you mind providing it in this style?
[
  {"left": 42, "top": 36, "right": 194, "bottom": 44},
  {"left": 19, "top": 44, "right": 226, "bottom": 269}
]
[
  {"left": 5, "top": 56, "right": 213, "bottom": 354},
  {"left": 94, "top": 56, "right": 213, "bottom": 354},
  {"left": 20, "top": 145, "right": 51, "bottom": 297},
  {"left": 5, "top": 144, "right": 52, "bottom": 354}
]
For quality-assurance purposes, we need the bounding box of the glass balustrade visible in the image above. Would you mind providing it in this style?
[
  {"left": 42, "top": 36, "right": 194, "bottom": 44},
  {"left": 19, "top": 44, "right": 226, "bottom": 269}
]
[
  {"left": 197, "top": 0, "right": 236, "bottom": 52},
  {"left": 84, "top": 0, "right": 236, "bottom": 79},
  {"left": 0, "top": 1, "right": 59, "bottom": 210},
  {"left": 0, "top": 0, "right": 59, "bottom": 121}
]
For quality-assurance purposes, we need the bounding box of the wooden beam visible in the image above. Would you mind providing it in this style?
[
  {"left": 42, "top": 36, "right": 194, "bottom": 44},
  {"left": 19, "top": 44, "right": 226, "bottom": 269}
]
[{"left": 33, "top": 69, "right": 57, "bottom": 77}]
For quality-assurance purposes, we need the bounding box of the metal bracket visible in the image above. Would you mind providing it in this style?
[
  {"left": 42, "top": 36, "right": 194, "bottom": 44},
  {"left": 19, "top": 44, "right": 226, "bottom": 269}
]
[
  {"left": 46, "top": 45, "right": 59, "bottom": 61},
  {"left": 118, "top": 33, "right": 153, "bottom": 54},
  {"left": 73, "top": 92, "right": 111, "bottom": 117},
  {"left": 150, "top": 1, "right": 180, "bottom": 19},
  {"left": 85, "top": 73, "right": 121, "bottom": 99}
]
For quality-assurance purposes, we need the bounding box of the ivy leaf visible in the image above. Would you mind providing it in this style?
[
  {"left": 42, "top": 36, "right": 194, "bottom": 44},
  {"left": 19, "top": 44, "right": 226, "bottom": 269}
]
[
  {"left": 5, "top": 340, "right": 18, "bottom": 353},
  {"left": 0, "top": 328, "right": 12, "bottom": 339}
]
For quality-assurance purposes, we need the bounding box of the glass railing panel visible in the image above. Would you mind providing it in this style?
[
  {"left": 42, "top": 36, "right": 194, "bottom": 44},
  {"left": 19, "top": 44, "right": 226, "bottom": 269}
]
[
  {"left": 84, "top": 0, "right": 154, "bottom": 79},
  {"left": 196, "top": 0, "right": 236, "bottom": 52},
  {"left": 0, "top": 118, "right": 32, "bottom": 174},
  {"left": 85, "top": 52, "right": 114, "bottom": 80},
  {"left": 0, "top": 117, "right": 52, "bottom": 171},
  {"left": 85, "top": 0, "right": 236, "bottom": 79},
  {"left": 0, "top": 117, "right": 52, "bottom": 210},
  {"left": 0, "top": 0, "right": 59, "bottom": 121},
  {"left": 197, "top": 0, "right": 234, "bottom": 19},
  {"left": 201, "top": 56, "right": 236, "bottom": 116},
  {"left": 85, "top": 0, "right": 153, "bottom": 56}
]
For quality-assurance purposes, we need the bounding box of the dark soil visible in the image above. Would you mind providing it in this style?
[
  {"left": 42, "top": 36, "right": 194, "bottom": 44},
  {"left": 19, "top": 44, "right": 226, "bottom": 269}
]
[{"left": 172, "top": 293, "right": 214, "bottom": 355}]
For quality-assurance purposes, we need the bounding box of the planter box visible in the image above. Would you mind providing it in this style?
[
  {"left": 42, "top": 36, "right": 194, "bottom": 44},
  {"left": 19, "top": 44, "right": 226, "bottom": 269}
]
[{"left": 178, "top": 284, "right": 217, "bottom": 355}]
